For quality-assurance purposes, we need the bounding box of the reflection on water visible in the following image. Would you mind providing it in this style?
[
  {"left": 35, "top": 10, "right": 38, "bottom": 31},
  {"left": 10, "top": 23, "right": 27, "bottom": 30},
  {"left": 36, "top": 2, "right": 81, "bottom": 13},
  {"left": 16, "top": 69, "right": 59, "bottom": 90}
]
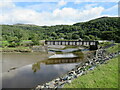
[
  {"left": 32, "top": 63, "right": 40, "bottom": 73},
  {"left": 3, "top": 62, "right": 79, "bottom": 88},
  {"left": 49, "top": 53, "right": 77, "bottom": 58},
  {"left": 32, "top": 51, "right": 84, "bottom": 73},
  {"left": 2, "top": 48, "right": 86, "bottom": 88},
  {"left": 49, "top": 48, "right": 80, "bottom": 53}
]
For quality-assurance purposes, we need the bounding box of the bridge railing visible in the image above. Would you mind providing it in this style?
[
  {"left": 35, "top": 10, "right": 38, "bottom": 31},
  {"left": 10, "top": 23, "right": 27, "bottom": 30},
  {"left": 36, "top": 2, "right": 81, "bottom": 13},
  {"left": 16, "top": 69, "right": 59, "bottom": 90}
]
[{"left": 45, "top": 40, "right": 98, "bottom": 46}]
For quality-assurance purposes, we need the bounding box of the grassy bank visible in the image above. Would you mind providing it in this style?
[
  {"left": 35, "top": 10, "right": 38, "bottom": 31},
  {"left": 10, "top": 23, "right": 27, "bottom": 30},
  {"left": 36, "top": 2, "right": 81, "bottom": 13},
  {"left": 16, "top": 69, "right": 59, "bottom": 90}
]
[
  {"left": 0, "top": 46, "right": 31, "bottom": 52},
  {"left": 106, "top": 43, "right": 120, "bottom": 53},
  {"left": 64, "top": 55, "right": 119, "bottom": 88},
  {"left": 64, "top": 43, "right": 119, "bottom": 88}
]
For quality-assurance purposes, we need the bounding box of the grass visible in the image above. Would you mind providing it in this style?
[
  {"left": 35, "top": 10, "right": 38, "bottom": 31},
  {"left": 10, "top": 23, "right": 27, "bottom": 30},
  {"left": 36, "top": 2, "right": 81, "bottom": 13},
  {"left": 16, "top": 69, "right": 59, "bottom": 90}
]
[
  {"left": 64, "top": 55, "right": 119, "bottom": 88},
  {"left": 99, "top": 42, "right": 113, "bottom": 47},
  {"left": 64, "top": 43, "right": 119, "bottom": 88},
  {"left": 106, "top": 43, "right": 120, "bottom": 53},
  {"left": 0, "top": 41, "right": 9, "bottom": 46}
]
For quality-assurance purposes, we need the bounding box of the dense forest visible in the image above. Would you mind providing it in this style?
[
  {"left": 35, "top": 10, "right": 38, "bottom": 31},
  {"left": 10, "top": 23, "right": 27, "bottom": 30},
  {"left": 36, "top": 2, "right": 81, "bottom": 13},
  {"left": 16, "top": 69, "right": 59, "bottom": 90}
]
[{"left": 1, "top": 17, "right": 120, "bottom": 47}]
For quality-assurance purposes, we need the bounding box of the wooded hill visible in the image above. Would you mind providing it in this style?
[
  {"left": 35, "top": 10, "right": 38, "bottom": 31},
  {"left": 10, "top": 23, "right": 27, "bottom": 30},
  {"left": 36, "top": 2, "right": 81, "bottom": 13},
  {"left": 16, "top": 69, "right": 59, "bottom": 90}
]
[{"left": 1, "top": 17, "right": 120, "bottom": 47}]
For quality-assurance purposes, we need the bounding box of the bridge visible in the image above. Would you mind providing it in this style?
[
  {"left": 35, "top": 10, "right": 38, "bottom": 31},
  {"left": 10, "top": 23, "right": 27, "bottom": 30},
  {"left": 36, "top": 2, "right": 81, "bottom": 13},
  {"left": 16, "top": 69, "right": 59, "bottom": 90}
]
[{"left": 45, "top": 40, "right": 98, "bottom": 50}]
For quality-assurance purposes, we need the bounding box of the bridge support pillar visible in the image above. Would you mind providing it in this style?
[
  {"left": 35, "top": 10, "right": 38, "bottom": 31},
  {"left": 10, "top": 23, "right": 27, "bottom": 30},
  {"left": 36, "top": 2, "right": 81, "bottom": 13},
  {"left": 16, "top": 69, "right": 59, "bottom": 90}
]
[{"left": 90, "top": 45, "right": 98, "bottom": 50}]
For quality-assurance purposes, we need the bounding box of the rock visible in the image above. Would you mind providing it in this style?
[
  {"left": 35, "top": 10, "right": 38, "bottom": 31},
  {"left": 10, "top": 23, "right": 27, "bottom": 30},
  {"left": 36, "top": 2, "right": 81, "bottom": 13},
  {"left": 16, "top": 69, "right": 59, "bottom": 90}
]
[
  {"left": 88, "top": 66, "right": 95, "bottom": 70},
  {"left": 36, "top": 85, "right": 41, "bottom": 90},
  {"left": 40, "top": 85, "right": 44, "bottom": 89},
  {"left": 96, "top": 61, "right": 100, "bottom": 64},
  {"left": 78, "top": 71, "right": 83, "bottom": 76},
  {"left": 55, "top": 78, "right": 60, "bottom": 82},
  {"left": 66, "top": 80, "right": 71, "bottom": 84},
  {"left": 49, "top": 84, "right": 54, "bottom": 88},
  {"left": 58, "top": 81, "right": 65, "bottom": 86},
  {"left": 85, "top": 62, "right": 89, "bottom": 66},
  {"left": 67, "top": 76, "right": 72, "bottom": 80},
  {"left": 100, "top": 61, "right": 105, "bottom": 64},
  {"left": 62, "top": 76, "right": 69, "bottom": 81},
  {"left": 68, "top": 71, "right": 75, "bottom": 75},
  {"left": 44, "top": 83, "right": 50, "bottom": 88},
  {"left": 74, "top": 75, "right": 78, "bottom": 78}
]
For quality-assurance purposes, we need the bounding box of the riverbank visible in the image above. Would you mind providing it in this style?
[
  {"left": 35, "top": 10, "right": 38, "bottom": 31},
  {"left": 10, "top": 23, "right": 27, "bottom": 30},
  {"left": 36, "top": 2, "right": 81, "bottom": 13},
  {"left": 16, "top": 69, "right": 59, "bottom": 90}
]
[
  {"left": 63, "top": 44, "right": 120, "bottom": 88},
  {"left": 0, "top": 45, "right": 86, "bottom": 53},
  {"left": 0, "top": 47, "right": 32, "bottom": 53},
  {"left": 35, "top": 43, "right": 120, "bottom": 89},
  {"left": 64, "top": 55, "right": 119, "bottom": 88}
]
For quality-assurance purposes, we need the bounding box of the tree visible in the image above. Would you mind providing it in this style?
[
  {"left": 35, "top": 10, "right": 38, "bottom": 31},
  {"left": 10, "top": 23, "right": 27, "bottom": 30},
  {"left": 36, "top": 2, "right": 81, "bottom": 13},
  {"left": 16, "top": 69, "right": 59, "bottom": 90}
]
[
  {"left": 31, "top": 34, "right": 40, "bottom": 45},
  {"left": 72, "top": 34, "right": 79, "bottom": 39},
  {"left": 89, "top": 35, "right": 96, "bottom": 40},
  {"left": 102, "top": 31, "right": 115, "bottom": 40},
  {"left": 59, "top": 33, "right": 65, "bottom": 38},
  {"left": 7, "top": 36, "right": 21, "bottom": 47},
  {"left": 64, "top": 33, "right": 72, "bottom": 40},
  {"left": 51, "top": 32, "right": 57, "bottom": 37},
  {"left": 83, "top": 35, "right": 90, "bottom": 40}
]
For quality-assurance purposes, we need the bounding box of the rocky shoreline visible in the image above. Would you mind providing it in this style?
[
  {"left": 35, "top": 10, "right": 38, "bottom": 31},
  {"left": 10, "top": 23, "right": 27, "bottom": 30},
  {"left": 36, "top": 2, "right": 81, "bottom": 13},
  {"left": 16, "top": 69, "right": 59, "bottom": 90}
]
[{"left": 35, "top": 48, "right": 120, "bottom": 89}]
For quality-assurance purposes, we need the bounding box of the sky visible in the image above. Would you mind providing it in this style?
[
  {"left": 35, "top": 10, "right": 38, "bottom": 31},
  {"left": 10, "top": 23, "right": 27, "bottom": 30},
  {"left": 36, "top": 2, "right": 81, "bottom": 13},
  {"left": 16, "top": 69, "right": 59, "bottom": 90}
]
[{"left": 0, "top": 0, "right": 119, "bottom": 26}]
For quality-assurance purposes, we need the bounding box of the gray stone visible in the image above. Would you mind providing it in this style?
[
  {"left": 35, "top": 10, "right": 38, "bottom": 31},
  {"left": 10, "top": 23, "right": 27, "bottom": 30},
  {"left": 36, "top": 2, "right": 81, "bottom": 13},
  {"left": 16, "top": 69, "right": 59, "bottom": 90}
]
[{"left": 66, "top": 80, "right": 71, "bottom": 84}]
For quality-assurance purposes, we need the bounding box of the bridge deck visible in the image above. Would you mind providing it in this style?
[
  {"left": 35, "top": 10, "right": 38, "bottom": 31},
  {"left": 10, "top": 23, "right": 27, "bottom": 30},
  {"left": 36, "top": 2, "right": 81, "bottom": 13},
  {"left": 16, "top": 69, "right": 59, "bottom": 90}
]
[{"left": 45, "top": 41, "right": 98, "bottom": 46}]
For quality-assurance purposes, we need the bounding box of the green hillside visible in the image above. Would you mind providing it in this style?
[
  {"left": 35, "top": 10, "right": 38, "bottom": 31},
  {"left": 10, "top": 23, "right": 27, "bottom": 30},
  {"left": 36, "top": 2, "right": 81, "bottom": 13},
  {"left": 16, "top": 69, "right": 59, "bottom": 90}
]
[{"left": 1, "top": 17, "right": 119, "bottom": 47}]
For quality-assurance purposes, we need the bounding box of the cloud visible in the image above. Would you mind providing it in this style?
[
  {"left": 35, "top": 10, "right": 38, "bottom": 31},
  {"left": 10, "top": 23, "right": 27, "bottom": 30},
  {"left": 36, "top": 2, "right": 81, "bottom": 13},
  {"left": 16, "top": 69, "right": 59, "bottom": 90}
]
[
  {"left": 58, "top": 0, "right": 67, "bottom": 6},
  {"left": 74, "top": 0, "right": 82, "bottom": 4},
  {"left": 0, "top": 1, "right": 107, "bottom": 26},
  {"left": 0, "top": 1, "right": 15, "bottom": 9},
  {"left": 1, "top": 7, "right": 104, "bottom": 25}
]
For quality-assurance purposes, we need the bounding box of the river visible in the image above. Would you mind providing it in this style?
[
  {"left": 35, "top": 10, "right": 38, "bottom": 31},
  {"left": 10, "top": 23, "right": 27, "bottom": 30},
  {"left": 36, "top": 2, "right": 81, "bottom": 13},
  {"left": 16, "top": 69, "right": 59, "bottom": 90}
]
[{"left": 2, "top": 46, "right": 92, "bottom": 88}]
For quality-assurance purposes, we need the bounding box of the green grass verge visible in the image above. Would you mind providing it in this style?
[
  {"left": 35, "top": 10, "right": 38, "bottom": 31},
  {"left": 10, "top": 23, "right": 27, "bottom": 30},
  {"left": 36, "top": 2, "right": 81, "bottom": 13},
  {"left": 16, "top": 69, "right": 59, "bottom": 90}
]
[
  {"left": 64, "top": 55, "right": 119, "bottom": 88},
  {"left": 99, "top": 42, "right": 113, "bottom": 47},
  {"left": 106, "top": 43, "right": 120, "bottom": 53}
]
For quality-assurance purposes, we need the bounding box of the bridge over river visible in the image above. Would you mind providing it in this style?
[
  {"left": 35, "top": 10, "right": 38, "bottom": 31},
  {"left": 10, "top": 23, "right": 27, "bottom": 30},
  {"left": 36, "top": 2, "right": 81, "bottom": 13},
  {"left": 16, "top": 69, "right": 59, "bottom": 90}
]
[{"left": 45, "top": 40, "right": 99, "bottom": 50}]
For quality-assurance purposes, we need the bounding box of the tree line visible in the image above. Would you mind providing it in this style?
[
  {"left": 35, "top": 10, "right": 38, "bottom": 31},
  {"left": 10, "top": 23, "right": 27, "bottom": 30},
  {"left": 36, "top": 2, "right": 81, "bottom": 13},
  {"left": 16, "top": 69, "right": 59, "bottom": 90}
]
[{"left": 1, "top": 17, "right": 119, "bottom": 47}]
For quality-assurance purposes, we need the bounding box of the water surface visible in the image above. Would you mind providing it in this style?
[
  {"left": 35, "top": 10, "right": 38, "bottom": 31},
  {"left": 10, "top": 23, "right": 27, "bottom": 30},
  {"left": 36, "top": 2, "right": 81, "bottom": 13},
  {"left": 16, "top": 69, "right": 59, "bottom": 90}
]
[{"left": 2, "top": 47, "right": 87, "bottom": 88}]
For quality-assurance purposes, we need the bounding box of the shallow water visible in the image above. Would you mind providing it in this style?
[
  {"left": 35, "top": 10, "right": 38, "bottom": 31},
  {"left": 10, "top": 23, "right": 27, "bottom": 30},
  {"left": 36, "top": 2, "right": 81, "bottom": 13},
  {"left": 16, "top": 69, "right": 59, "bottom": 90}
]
[
  {"left": 2, "top": 52, "right": 49, "bottom": 72},
  {"left": 2, "top": 48, "right": 87, "bottom": 88}
]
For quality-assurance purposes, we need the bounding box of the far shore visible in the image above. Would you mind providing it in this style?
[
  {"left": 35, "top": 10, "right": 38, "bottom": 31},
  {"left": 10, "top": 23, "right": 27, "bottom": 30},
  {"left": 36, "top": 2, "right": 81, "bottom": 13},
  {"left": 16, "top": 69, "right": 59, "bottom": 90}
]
[
  {"left": 0, "top": 45, "right": 88, "bottom": 53},
  {"left": 0, "top": 47, "right": 32, "bottom": 53}
]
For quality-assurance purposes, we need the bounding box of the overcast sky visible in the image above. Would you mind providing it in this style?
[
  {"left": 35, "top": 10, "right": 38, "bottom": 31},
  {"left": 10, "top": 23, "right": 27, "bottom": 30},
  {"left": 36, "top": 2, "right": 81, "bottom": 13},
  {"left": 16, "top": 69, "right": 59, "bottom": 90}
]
[{"left": 0, "top": 0, "right": 119, "bottom": 26}]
